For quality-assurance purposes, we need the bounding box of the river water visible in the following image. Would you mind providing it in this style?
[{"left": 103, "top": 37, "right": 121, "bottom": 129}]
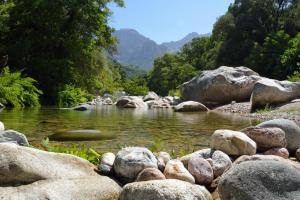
[{"left": 0, "top": 106, "right": 258, "bottom": 155}]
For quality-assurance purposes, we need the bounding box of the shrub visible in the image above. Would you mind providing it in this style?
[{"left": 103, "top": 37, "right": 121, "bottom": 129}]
[
  {"left": 57, "top": 84, "right": 93, "bottom": 108},
  {"left": 0, "top": 66, "right": 42, "bottom": 108},
  {"left": 41, "top": 138, "right": 100, "bottom": 165},
  {"left": 288, "top": 71, "right": 300, "bottom": 82}
]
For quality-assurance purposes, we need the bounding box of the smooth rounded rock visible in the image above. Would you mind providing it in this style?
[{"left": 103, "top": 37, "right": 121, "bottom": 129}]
[
  {"left": 157, "top": 152, "right": 171, "bottom": 172},
  {"left": 218, "top": 160, "right": 300, "bottom": 200},
  {"left": 181, "top": 66, "right": 261, "bottom": 106},
  {"left": 164, "top": 159, "right": 195, "bottom": 184},
  {"left": 114, "top": 147, "right": 158, "bottom": 182},
  {"left": 0, "top": 143, "right": 98, "bottom": 186},
  {"left": 264, "top": 147, "right": 289, "bottom": 159},
  {"left": 174, "top": 101, "right": 209, "bottom": 112},
  {"left": 136, "top": 168, "right": 166, "bottom": 182},
  {"left": 180, "top": 149, "right": 232, "bottom": 178},
  {"left": 143, "top": 91, "right": 160, "bottom": 102},
  {"left": 119, "top": 179, "right": 212, "bottom": 200},
  {"left": 211, "top": 130, "right": 257, "bottom": 156},
  {"left": 256, "top": 118, "right": 300, "bottom": 153},
  {"left": 99, "top": 152, "right": 115, "bottom": 175},
  {"left": 188, "top": 157, "right": 213, "bottom": 185},
  {"left": 0, "top": 176, "right": 121, "bottom": 200},
  {"left": 241, "top": 126, "right": 286, "bottom": 151},
  {"left": 0, "top": 130, "right": 29, "bottom": 146},
  {"left": 116, "top": 96, "right": 147, "bottom": 108}
]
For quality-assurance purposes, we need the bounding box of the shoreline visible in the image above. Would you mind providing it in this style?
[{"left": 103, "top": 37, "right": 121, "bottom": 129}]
[{"left": 214, "top": 102, "right": 300, "bottom": 126}]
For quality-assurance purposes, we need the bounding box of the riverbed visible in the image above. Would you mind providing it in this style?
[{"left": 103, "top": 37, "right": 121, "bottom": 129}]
[{"left": 0, "top": 106, "right": 258, "bottom": 154}]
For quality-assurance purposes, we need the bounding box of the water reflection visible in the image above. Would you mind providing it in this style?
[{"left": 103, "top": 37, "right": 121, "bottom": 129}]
[{"left": 0, "top": 106, "right": 256, "bottom": 154}]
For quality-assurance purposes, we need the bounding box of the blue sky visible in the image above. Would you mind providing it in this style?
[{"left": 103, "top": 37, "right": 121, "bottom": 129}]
[{"left": 109, "top": 0, "right": 234, "bottom": 44}]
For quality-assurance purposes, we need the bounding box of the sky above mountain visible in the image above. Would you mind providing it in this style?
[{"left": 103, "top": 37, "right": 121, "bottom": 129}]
[{"left": 109, "top": 0, "right": 234, "bottom": 44}]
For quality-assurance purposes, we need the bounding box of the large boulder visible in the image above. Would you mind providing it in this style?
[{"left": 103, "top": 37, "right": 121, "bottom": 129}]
[
  {"left": 164, "top": 159, "right": 195, "bottom": 184},
  {"left": 0, "top": 143, "right": 98, "bottom": 185},
  {"left": 174, "top": 101, "right": 209, "bottom": 112},
  {"left": 0, "top": 176, "right": 121, "bottom": 200},
  {"left": 116, "top": 96, "right": 147, "bottom": 108},
  {"left": 114, "top": 147, "right": 158, "bottom": 182},
  {"left": 180, "top": 149, "right": 232, "bottom": 178},
  {"left": 256, "top": 119, "right": 300, "bottom": 153},
  {"left": 211, "top": 130, "right": 257, "bottom": 156},
  {"left": 241, "top": 127, "right": 286, "bottom": 151},
  {"left": 0, "top": 129, "right": 29, "bottom": 146},
  {"left": 181, "top": 66, "right": 261, "bottom": 107},
  {"left": 251, "top": 78, "right": 300, "bottom": 111},
  {"left": 119, "top": 179, "right": 212, "bottom": 200},
  {"left": 218, "top": 160, "right": 300, "bottom": 200},
  {"left": 143, "top": 92, "right": 160, "bottom": 102}
]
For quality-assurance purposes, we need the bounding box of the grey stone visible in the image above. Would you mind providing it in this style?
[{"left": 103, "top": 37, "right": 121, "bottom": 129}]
[
  {"left": 256, "top": 119, "right": 300, "bottom": 152},
  {"left": 0, "top": 130, "right": 29, "bottom": 146},
  {"left": 119, "top": 179, "right": 212, "bottom": 200},
  {"left": 0, "top": 121, "right": 4, "bottom": 131},
  {"left": 251, "top": 78, "right": 300, "bottom": 111},
  {"left": 163, "top": 159, "right": 195, "bottom": 184},
  {"left": 143, "top": 91, "right": 160, "bottom": 102},
  {"left": 211, "top": 130, "right": 257, "bottom": 156},
  {"left": 181, "top": 66, "right": 261, "bottom": 106},
  {"left": 116, "top": 96, "right": 147, "bottom": 108},
  {"left": 0, "top": 143, "right": 98, "bottom": 186},
  {"left": 114, "top": 147, "right": 158, "bottom": 182},
  {"left": 188, "top": 157, "right": 213, "bottom": 185},
  {"left": 0, "top": 176, "right": 121, "bottom": 200},
  {"left": 99, "top": 152, "right": 115, "bottom": 175},
  {"left": 174, "top": 101, "right": 209, "bottom": 112},
  {"left": 218, "top": 160, "right": 300, "bottom": 200},
  {"left": 136, "top": 168, "right": 166, "bottom": 182}
]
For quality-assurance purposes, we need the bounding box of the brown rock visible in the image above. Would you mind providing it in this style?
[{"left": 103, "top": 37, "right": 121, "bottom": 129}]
[
  {"left": 241, "top": 127, "right": 286, "bottom": 151},
  {"left": 188, "top": 157, "right": 213, "bottom": 185},
  {"left": 264, "top": 148, "right": 289, "bottom": 159},
  {"left": 164, "top": 160, "right": 195, "bottom": 184},
  {"left": 157, "top": 152, "right": 171, "bottom": 172},
  {"left": 136, "top": 168, "right": 166, "bottom": 182}
]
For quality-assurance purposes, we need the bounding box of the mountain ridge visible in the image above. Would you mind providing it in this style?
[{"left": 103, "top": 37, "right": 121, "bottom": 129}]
[{"left": 113, "top": 29, "right": 210, "bottom": 70}]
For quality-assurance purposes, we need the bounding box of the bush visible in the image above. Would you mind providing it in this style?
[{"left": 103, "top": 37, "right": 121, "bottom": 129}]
[
  {"left": 0, "top": 66, "right": 42, "bottom": 108},
  {"left": 288, "top": 71, "right": 300, "bottom": 82},
  {"left": 122, "top": 76, "right": 149, "bottom": 96},
  {"left": 57, "top": 85, "right": 93, "bottom": 108}
]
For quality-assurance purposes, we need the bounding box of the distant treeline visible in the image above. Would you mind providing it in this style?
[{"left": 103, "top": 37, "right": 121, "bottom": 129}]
[{"left": 148, "top": 0, "right": 300, "bottom": 96}]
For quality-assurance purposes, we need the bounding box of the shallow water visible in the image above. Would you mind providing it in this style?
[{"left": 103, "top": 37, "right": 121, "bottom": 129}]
[{"left": 0, "top": 106, "right": 258, "bottom": 154}]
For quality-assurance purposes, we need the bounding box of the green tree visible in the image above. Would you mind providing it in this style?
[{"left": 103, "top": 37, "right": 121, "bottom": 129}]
[
  {"left": 148, "top": 53, "right": 197, "bottom": 96},
  {"left": 0, "top": 0, "right": 124, "bottom": 104},
  {"left": 245, "top": 31, "right": 291, "bottom": 79}
]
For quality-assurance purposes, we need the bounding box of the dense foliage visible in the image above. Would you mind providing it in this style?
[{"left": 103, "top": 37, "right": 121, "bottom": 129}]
[
  {"left": 57, "top": 85, "right": 92, "bottom": 108},
  {"left": 0, "top": 66, "right": 42, "bottom": 108},
  {"left": 0, "top": 0, "right": 124, "bottom": 105}
]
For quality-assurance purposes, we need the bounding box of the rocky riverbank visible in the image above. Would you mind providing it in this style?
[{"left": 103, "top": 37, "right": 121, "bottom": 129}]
[{"left": 1, "top": 118, "right": 300, "bottom": 199}]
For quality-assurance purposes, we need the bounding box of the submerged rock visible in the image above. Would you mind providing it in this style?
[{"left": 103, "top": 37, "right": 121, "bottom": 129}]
[
  {"left": 119, "top": 179, "right": 212, "bottom": 200},
  {"left": 49, "top": 129, "right": 115, "bottom": 141},
  {"left": 256, "top": 119, "right": 300, "bottom": 153},
  {"left": 174, "top": 101, "right": 209, "bottom": 112},
  {"left": 211, "top": 130, "right": 257, "bottom": 156},
  {"left": 218, "top": 160, "right": 300, "bottom": 200},
  {"left": 251, "top": 78, "right": 300, "bottom": 111},
  {"left": 0, "top": 130, "right": 29, "bottom": 146},
  {"left": 164, "top": 159, "right": 195, "bottom": 184},
  {"left": 114, "top": 147, "right": 158, "bottom": 182},
  {"left": 181, "top": 66, "right": 261, "bottom": 107}
]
